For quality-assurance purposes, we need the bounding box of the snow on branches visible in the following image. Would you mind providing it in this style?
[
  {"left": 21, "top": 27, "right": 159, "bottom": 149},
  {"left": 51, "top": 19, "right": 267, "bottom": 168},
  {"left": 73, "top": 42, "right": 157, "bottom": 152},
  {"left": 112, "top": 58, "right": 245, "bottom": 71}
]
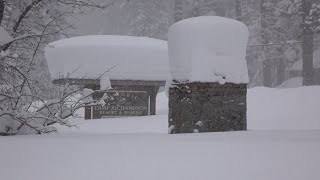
[
  {"left": 293, "top": 0, "right": 320, "bottom": 33},
  {"left": 0, "top": 0, "right": 113, "bottom": 135},
  {"left": 0, "top": 72, "right": 107, "bottom": 135},
  {"left": 307, "top": 3, "right": 320, "bottom": 33}
]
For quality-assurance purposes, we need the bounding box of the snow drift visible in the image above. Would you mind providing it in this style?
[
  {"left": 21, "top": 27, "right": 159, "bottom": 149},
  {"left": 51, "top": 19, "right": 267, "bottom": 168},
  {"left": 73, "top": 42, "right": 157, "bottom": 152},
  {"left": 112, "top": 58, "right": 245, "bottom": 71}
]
[{"left": 248, "top": 86, "right": 320, "bottom": 130}]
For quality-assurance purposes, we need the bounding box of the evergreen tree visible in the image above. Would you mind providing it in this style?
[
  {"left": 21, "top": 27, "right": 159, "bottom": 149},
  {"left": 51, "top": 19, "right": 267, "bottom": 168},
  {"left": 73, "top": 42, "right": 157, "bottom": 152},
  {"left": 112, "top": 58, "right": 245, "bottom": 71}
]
[{"left": 123, "top": 0, "right": 171, "bottom": 40}]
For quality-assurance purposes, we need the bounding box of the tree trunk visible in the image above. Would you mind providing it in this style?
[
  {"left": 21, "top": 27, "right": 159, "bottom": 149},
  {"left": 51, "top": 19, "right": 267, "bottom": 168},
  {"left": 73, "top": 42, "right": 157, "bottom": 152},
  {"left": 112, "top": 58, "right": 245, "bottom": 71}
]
[
  {"left": 0, "top": 0, "right": 5, "bottom": 85},
  {"left": 0, "top": 0, "right": 4, "bottom": 25},
  {"left": 199, "top": 1, "right": 225, "bottom": 17},
  {"left": 262, "top": 56, "right": 272, "bottom": 87},
  {"left": 235, "top": 0, "right": 242, "bottom": 21},
  {"left": 277, "top": 58, "right": 285, "bottom": 85},
  {"left": 260, "top": 0, "right": 272, "bottom": 87},
  {"left": 174, "top": 0, "right": 184, "bottom": 22},
  {"left": 302, "top": 0, "right": 314, "bottom": 86}
]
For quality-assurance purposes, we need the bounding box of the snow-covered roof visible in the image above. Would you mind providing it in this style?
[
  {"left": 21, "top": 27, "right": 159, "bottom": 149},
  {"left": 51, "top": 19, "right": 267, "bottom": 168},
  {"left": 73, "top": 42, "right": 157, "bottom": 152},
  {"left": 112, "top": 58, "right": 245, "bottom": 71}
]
[
  {"left": 168, "top": 16, "right": 249, "bottom": 84},
  {"left": 45, "top": 35, "right": 169, "bottom": 81}
]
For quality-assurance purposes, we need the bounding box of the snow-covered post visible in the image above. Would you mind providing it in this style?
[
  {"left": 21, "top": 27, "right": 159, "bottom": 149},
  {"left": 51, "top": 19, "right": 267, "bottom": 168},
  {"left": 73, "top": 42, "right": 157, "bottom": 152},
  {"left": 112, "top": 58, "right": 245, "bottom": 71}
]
[
  {"left": 167, "top": 16, "right": 249, "bottom": 134},
  {"left": 100, "top": 75, "right": 112, "bottom": 91}
]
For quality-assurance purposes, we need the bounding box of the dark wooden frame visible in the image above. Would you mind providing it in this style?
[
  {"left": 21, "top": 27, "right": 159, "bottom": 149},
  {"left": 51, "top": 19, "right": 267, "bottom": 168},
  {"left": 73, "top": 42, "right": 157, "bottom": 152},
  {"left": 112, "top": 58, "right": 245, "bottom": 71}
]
[{"left": 52, "top": 78, "right": 166, "bottom": 119}]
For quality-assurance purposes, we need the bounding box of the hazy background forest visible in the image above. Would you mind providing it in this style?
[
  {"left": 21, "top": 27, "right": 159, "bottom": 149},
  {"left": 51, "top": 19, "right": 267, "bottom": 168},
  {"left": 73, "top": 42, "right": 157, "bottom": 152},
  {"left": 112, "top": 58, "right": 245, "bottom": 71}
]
[
  {"left": 64, "top": 0, "right": 320, "bottom": 88},
  {"left": 1, "top": 0, "right": 320, "bottom": 92}
]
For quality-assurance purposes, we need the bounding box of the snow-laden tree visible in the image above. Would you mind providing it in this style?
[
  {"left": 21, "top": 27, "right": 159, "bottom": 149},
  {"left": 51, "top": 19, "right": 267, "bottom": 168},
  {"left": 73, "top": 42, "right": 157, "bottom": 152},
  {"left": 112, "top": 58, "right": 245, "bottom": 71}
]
[
  {"left": 299, "top": 0, "right": 320, "bottom": 85},
  {"left": 251, "top": 0, "right": 302, "bottom": 87},
  {"left": 263, "top": 0, "right": 320, "bottom": 86},
  {"left": 236, "top": 0, "right": 310, "bottom": 87},
  {"left": 0, "top": 0, "right": 112, "bottom": 135},
  {"left": 183, "top": 0, "right": 234, "bottom": 18},
  {"left": 301, "top": 1, "right": 320, "bottom": 33},
  {"left": 174, "top": 0, "right": 184, "bottom": 22}
]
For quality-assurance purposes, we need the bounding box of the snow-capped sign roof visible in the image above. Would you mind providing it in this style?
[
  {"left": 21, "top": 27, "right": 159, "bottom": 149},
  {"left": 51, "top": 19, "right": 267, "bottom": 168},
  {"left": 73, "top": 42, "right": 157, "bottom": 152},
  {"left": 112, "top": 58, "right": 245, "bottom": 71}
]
[
  {"left": 168, "top": 16, "right": 249, "bottom": 84},
  {"left": 45, "top": 35, "right": 169, "bottom": 81}
]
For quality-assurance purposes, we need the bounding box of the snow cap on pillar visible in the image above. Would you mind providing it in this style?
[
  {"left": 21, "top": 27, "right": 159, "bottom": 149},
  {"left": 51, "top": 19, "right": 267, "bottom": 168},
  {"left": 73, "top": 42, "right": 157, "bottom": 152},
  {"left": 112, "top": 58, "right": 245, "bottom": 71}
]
[{"left": 168, "top": 16, "right": 249, "bottom": 84}]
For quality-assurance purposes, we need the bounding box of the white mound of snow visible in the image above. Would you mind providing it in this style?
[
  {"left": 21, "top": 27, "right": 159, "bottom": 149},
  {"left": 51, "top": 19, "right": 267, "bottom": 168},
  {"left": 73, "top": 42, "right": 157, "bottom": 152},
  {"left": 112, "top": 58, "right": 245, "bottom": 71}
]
[
  {"left": 248, "top": 86, "right": 320, "bottom": 130},
  {"left": 100, "top": 75, "right": 111, "bottom": 90},
  {"left": 45, "top": 35, "right": 169, "bottom": 81},
  {"left": 277, "top": 77, "right": 302, "bottom": 88},
  {"left": 168, "top": 16, "right": 249, "bottom": 83}
]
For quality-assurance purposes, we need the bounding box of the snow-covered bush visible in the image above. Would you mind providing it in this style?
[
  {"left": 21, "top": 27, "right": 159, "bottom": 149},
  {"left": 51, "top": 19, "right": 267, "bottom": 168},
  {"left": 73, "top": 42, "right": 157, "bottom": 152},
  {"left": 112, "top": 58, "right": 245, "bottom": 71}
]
[{"left": 0, "top": 67, "right": 111, "bottom": 135}]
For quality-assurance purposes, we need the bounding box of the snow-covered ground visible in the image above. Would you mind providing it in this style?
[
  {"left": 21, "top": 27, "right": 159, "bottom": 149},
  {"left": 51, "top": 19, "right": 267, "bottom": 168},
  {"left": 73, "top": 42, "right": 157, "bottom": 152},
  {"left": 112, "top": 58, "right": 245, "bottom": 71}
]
[{"left": 1, "top": 86, "right": 320, "bottom": 180}]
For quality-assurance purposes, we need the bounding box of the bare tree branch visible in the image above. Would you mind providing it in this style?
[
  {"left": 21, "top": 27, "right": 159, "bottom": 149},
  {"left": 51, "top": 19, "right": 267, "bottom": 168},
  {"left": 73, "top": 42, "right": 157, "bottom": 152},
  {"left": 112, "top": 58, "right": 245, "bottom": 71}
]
[
  {"left": 57, "top": 0, "right": 114, "bottom": 9},
  {"left": 13, "top": 0, "right": 45, "bottom": 33},
  {"left": 0, "top": 0, "right": 114, "bottom": 136}
]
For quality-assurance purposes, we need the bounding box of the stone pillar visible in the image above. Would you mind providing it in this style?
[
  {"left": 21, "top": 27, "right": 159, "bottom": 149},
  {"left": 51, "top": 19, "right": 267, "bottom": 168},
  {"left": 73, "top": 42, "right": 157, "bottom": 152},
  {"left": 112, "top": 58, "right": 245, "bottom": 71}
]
[
  {"left": 169, "top": 82, "right": 247, "bottom": 134},
  {"left": 167, "top": 16, "right": 249, "bottom": 134}
]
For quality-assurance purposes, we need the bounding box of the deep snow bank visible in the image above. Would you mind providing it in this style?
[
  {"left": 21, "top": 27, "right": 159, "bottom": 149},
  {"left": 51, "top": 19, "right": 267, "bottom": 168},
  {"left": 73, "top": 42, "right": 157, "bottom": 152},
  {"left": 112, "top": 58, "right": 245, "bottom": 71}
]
[
  {"left": 248, "top": 86, "right": 320, "bottom": 130},
  {"left": 60, "top": 86, "right": 320, "bottom": 134}
]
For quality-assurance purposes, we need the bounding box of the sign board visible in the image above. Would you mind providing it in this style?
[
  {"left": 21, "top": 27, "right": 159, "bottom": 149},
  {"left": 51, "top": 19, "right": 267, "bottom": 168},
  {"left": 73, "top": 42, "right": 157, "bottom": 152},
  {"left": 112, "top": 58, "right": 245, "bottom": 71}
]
[{"left": 91, "top": 91, "right": 149, "bottom": 119}]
